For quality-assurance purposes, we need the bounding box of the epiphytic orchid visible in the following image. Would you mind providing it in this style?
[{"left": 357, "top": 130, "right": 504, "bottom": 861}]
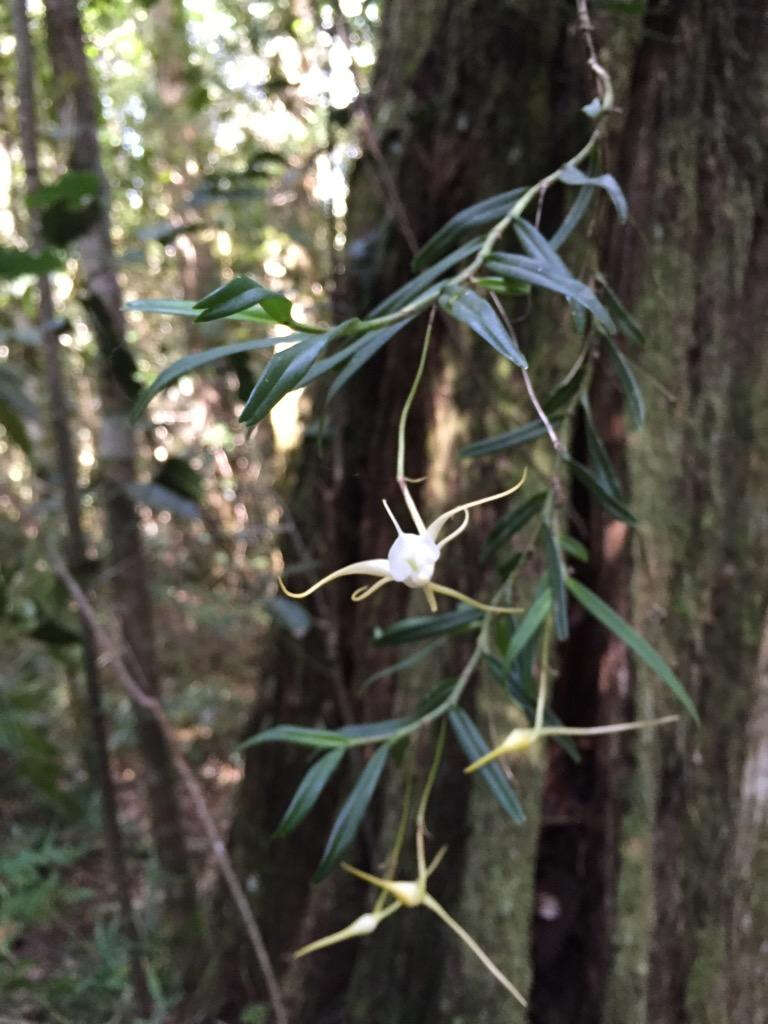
[{"left": 279, "top": 471, "right": 526, "bottom": 614}]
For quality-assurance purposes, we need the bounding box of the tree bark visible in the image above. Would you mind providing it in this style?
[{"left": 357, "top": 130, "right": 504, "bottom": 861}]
[{"left": 43, "top": 0, "right": 200, "bottom": 946}]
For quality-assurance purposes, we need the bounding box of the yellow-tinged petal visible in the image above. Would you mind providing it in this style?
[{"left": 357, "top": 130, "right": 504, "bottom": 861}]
[
  {"left": 422, "top": 893, "right": 527, "bottom": 1007},
  {"left": 342, "top": 863, "right": 424, "bottom": 907},
  {"left": 464, "top": 728, "right": 539, "bottom": 773},
  {"left": 426, "top": 469, "right": 527, "bottom": 543},
  {"left": 351, "top": 577, "right": 393, "bottom": 602},
  {"left": 428, "top": 582, "right": 520, "bottom": 615},
  {"left": 293, "top": 904, "right": 399, "bottom": 959},
  {"left": 278, "top": 559, "right": 391, "bottom": 599}
]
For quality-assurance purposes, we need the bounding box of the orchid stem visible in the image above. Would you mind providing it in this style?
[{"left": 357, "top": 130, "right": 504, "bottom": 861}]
[{"left": 397, "top": 305, "right": 436, "bottom": 482}]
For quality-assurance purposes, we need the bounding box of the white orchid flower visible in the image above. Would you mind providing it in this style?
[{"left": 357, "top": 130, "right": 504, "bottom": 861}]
[{"left": 279, "top": 470, "right": 527, "bottom": 614}]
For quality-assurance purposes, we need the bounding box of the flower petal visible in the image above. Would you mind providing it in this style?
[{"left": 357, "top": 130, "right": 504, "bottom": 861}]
[
  {"left": 351, "top": 577, "right": 393, "bottom": 602},
  {"left": 293, "top": 904, "right": 399, "bottom": 959},
  {"left": 278, "top": 559, "right": 391, "bottom": 599},
  {"left": 428, "top": 582, "right": 520, "bottom": 615},
  {"left": 426, "top": 469, "right": 527, "bottom": 542}
]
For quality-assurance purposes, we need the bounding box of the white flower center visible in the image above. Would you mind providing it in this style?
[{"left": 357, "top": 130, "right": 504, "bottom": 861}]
[{"left": 387, "top": 532, "right": 440, "bottom": 588}]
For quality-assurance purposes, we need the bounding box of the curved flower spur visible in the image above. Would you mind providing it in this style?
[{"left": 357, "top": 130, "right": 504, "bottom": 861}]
[{"left": 279, "top": 307, "right": 526, "bottom": 615}]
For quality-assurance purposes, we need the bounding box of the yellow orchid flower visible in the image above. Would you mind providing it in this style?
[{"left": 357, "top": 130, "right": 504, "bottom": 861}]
[
  {"left": 463, "top": 715, "right": 679, "bottom": 774},
  {"left": 279, "top": 471, "right": 526, "bottom": 614}
]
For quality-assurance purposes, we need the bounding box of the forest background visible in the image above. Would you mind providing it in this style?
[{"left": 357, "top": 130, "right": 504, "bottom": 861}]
[{"left": 1, "top": 1, "right": 767, "bottom": 1023}]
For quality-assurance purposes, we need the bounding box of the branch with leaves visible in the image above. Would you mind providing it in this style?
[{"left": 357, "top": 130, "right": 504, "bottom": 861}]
[{"left": 127, "top": 0, "right": 695, "bottom": 1001}]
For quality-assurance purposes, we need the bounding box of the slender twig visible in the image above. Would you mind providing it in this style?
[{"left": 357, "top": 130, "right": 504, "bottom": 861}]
[
  {"left": 50, "top": 553, "right": 288, "bottom": 1024},
  {"left": 575, "top": 0, "right": 614, "bottom": 112}
]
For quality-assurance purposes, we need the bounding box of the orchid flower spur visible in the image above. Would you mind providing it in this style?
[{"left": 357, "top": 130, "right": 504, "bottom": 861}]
[
  {"left": 279, "top": 470, "right": 527, "bottom": 614},
  {"left": 294, "top": 844, "right": 527, "bottom": 1007},
  {"left": 463, "top": 715, "right": 679, "bottom": 774}
]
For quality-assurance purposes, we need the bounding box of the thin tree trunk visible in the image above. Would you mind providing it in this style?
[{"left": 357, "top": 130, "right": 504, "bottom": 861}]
[
  {"left": 42, "top": 0, "right": 200, "bottom": 946},
  {"left": 10, "top": 1, "right": 150, "bottom": 1015}
]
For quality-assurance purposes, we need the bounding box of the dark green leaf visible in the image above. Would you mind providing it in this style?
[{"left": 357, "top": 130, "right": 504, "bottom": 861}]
[
  {"left": 561, "top": 535, "right": 589, "bottom": 563},
  {"left": 314, "top": 743, "right": 390, "bottom": 880},
  {"left": 439, "top": 287, "right": 527, "bottom": 368},
  {"left": 581, "top": 396, "right": 622, "bottom": 498},
  {"left": 273, "top": 749, "right": 345, "bottom": 839},
  {"left": 486, "top": 252, "right": 615, "bottom": 334},
  {"left": 0, "top": 245, "right": 63, "bottom": 279},
  {"left": 448, "top": 708, "right": 525, "bottom": 823},
  {"left": 325, "top": 319, "right": 415, "bottom": 403},
  {"left": 507, "top": 589, "right": 552, "bottom": 661},
  {"left": 595, "top": 274, "right": 645, "bottom": 346},
  {"left": 126, "top": 297, "right": 275, "bottom": 324},
  {"left": 544, "top": 525, "right": 569, "bottom": 641},
  {"left": 240, "top": 324, "right": 354, "bottom": 426},
  {"left": 131, "top": 336, "right": 276, "bottom": 420},
  {"left": 461, "top": 418, "right": 557, "bottom": 457},
  {"left": 482, "top": 491, "right": 546, "bottom": 561},
  {"left": 566, "top": 577, "right": 698, "bottom": 721},
  {"left": 194, "top": 276, "right": 292, "bottom": 324},
  {"left": 566, "top": 455, "right": 637, "bottom": 524},
  {"left": 603, "top": 334, "right": 646, "bottom": 429},
  {"left": 371, "top": 239, "right": 482, "bottom": 316},
  {"left": 0, "top": 401, "right": 31, "bottom": 454},
  {"left": 359, "top": 639, "right": 445, "bottom": 690},
  {"left": 542, "top": 350, "right": 589, "bottom": 413},
  {"left": 373, "top": 607, "right": 482, "bottom": 645},
  {"left": 239, "top": 725, "right": 351, "bottom": 752},
  {"left": 412, "top": 188, "right": 526, "bottom": 270},
  {"left": 549, "top": 187, "right": 594, "bottom": 251},
  {"left": 558, "top": 167, "right": 628, "bottom": 223}
]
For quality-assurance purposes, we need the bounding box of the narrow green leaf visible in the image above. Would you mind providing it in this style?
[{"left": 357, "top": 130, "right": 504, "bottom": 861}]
[
  {"left": 581, "top": 395, "right": 622, "bottom": 498},
  {"left": 131, "top": 336, "right": 277, "bottom": 420},
  {"left": 603, "top": 333, "right": 646, "bottom": 429},
  {"left": 549, "top": 186, "right": 594, "bottom": 251},
  {"left": 558, "top": 166, "right": 629, "bottom": 223},
  {"left": 472, "top": 276, "right": 531, "bottom": 296},
  {"left": 439, "top": 287, "right": 527, "bottom": 368},
  {"left": 448, "top": 708, "right": 526, "bottom": 823},
  {"left": 565, "top": 576, "right": 698, "bottom": 721},
  {"left": 0, "top": 245, "right": 63, "bottom": 279},
  {"left": 561, "top": 535, "right": 589, "bottom": 563},
  {"left": 0, "top": 401, "right": 31, "bottom": 454},
  {"left": 314, "top": 743, "right": 390, "bottom": 880},
  {"left": 359, "top": 639, "right": 445, "bottom": 691},
  {"left": 486, "top": 252, "right": 615, "bottom": 334},
  {"left": 126, "top": 297, "right": 275, "bottom": 325},
  {"left": 193, "top": 276, "right": 292, "bottom": 324},
  {"left": 239, "top": 725, "right": 351, "bottom": 751},
  {"left": 371, "top": 239, "right": 481, "bottom": 316},
  {"left": 460, "top": 418, "right": 558, "bottom": 458},
  {"left": 566, "top": 455, "right": 637, "bottom": 524},
  {"left": 507, "top": 589, "right": 552, "bottom": 661},
  {"left": 595, "top": 273, "right": 645, "bottom": 346},
  {"left": 373, "top": 607, "right": 482, "bottom": 645},
  {"left": 273, "top": 749, "right": 346, "bottom": 839},
  {"left": 542, "top": 351, "right": 589, "bottom": 413},
  {"left": 325, "top": 319, "right": 415, "bottom": 403},
  {"left": 240, "top": 324, "right": 354, "bottom": 426},
  {"left": 482, "top": 491, "right": 546, "bottom": 561},
  {"left": 544, "top": 525, "right": 569, "bottom": 641},
  {"left": 412, "top": 188, "right": 526, "bottom": 271}
]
